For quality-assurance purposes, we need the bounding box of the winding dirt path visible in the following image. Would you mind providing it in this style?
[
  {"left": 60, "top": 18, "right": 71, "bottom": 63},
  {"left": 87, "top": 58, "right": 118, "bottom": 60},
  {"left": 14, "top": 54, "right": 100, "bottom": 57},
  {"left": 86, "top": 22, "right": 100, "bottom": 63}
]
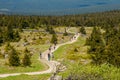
[{"left": 0, "top": 33, "right": 80, "bottom": 78}]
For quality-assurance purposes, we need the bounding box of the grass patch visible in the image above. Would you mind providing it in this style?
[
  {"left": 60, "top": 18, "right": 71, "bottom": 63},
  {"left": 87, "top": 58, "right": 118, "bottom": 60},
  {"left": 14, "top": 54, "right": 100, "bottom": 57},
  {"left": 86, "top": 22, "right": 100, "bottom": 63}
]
[
  {"left": 0, "top": 74, "right": 51, "bottom": 80},
  {"left": 54, "top": 36, "right": 88, "bottom": 60},
  {"left": 67, "top": 27, "right": 79, "bottom": 33}
]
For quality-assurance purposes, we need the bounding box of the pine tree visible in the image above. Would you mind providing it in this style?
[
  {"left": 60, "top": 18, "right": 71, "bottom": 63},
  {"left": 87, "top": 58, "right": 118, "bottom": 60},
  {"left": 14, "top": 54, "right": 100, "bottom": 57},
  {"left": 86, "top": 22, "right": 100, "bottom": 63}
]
[
  {"left": 51, "top": 34, "right": 58, "bottom": 44},
  {"left": 63, "top": 28, "right": 68, "bottom": 36},
  {"left": 46, "top": 26, "right": 55, "bottom": 34},
  {"left": 13, "top": 30, "right": 20, "bottom": 41},
  {"left": 104, "top": 27, "right": 120, "bottom": 67},
  {"left": 86, "top": 26, "right": 120, "bottom": 66},
  {"left": 4, "top": 25, "right": 14, "bottom": 42},
  {"left": 0, "top": 28, "right": 3, "bottom": 45},
  {"left": 49, "top": 27, "right": 55, "bottom": 34},
  {"left": 86, "top": 27, "right": 105, "bottom": 64},
  {"left": 8, "top": 46, "right": 20, "bottom": 66},
  {"left": 79, "top": 26, "right": 86, "bottom": 35},
  {"left": 3, "top": 25, "right": 20, "bottom": 42},
  {"left": 22, "top": 48, "right": 31, "bottom": 66},
  {"left": 21, "top": 21, "right": 29, "bottom": 29},
  {"left": 74, "top": 48, "right": 78, "bottom": 52}
]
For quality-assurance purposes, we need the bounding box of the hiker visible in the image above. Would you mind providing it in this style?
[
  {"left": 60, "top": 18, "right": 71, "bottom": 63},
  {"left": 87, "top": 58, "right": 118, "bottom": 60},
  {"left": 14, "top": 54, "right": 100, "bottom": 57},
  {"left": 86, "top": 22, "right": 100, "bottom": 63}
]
[
  {"left": 74, "top": 36, "right": 76, "bottom": 39},
  {"left": 54, "top": 46, "right": 56, "bottom": 50},
  {"left": 54, "top": 42, "right": 57, "bottom": 46},
  {"left": 49, "top": 45, "right": 52, "bottom": 51},
  {"left": 49, "top": 47, "right": 51, "bottom": 51},
  {"left": 51, "top": 52, "right": 54, "bottom": 59},
  {"left": 39, "top": 52, "right": 42, "bottom": 59},
  {"left": 48, "top": 53, "right": 51, "bottom": 61}
]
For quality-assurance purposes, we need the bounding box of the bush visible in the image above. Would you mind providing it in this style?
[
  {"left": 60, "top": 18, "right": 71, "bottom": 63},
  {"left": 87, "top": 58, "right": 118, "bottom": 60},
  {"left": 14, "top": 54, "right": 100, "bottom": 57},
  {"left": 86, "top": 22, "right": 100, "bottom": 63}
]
[
  {"left": 80, "top": 26, "right": 86, "bottom": 35},
  {"left": 51, "top": 34, "right": 58, "bottom": 44},
  {"left": 66, "top": 73, "right": 104, "bottom": 80},
  {"left": 63, "top": 32, "right": 68, "bottom": 36},
  {"left": 64, "top": 63, "right": 120, "bottom": 80}
]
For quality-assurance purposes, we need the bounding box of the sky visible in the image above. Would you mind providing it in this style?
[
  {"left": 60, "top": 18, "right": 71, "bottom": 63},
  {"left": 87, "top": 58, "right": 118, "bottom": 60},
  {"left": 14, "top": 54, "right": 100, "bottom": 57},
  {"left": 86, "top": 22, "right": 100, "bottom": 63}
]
[{"left": 0, "top": 0, "right": 120, "bottom": 15}]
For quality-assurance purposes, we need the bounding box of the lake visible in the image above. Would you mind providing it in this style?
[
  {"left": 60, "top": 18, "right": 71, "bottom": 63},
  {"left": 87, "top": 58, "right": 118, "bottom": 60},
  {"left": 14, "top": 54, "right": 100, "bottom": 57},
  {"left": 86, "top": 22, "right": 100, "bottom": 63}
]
[{"left": 0, "top": 0, "right": 120, "bottom": 15}]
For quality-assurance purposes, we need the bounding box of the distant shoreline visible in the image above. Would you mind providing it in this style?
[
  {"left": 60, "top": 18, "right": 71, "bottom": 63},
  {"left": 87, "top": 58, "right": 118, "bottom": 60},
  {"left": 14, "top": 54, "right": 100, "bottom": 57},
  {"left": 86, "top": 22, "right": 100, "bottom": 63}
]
[{"left": 1, "top": 9, "right": 120, "bottom": 16}]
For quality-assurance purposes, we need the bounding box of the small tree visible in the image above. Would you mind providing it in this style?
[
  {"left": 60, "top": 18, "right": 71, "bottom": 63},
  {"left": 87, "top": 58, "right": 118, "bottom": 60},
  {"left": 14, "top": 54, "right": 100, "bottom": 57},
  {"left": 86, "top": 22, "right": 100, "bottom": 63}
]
[
  {"left": 46, "top": 26, "right": 55, "bottom": 34},
  {"left": 22, "top": 48, "right": 31, "bottom": 66},
  {"left": 49, "top": 27, "right": 55, "bottom": 34},
  {"left": 104, "top": 27, "right": 120, "bottom": 67},
  {"left": 0, "top": 28, "right": 3, "bottom": 45},
  {"left": 8, "top": 46, "right": 20, "bottom": 66},
  {"left": 21, "top": 21, "right": 29, "bottom": 29},
  {"left": 4, "top": 25, "right": 14, "bottom": 42},
  {"left": 86, "top": 27, "right": 105, "bottom": 65},
  {"left": 51, "top": 34, "right": 58, "bottom": 44},
  {"left": 63, "top": 28, "right": 68, "bottom": 36},
  {"left": 74, "top": 48, "right": 78, "bottom": 52},
  {"left": 79, "top": 26, "right": 86, "bottom": 35},
  {"left": 13, "top": 30, "right": 20, "bottom": 41}
]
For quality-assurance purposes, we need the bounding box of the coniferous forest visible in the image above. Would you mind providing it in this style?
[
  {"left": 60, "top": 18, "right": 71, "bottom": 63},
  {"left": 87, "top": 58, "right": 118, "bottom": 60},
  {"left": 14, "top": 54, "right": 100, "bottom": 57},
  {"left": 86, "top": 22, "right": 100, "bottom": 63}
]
[{"left": 0, "top": 10, "right": 120, "bottom": 29}]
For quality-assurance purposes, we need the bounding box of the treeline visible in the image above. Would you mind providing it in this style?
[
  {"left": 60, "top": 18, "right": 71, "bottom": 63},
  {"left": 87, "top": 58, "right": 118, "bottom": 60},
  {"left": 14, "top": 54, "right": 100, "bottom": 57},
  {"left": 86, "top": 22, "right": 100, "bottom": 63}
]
[{"left": 0, "top": 10, "right": 120, "bottom": 29}]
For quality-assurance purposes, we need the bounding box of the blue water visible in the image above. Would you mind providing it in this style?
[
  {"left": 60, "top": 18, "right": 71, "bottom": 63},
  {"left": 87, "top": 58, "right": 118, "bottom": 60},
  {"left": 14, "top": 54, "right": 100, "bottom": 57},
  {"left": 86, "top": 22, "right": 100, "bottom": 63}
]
[{"left": 0, "top": 0, "right": 120, "bottom": 15}]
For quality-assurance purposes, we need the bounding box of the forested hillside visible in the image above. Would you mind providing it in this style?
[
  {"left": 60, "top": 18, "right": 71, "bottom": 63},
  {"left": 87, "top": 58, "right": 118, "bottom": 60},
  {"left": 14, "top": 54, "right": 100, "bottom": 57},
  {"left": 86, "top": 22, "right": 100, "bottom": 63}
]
[{"left": 0, "top": 10, "right": 120, "bottom": 29}]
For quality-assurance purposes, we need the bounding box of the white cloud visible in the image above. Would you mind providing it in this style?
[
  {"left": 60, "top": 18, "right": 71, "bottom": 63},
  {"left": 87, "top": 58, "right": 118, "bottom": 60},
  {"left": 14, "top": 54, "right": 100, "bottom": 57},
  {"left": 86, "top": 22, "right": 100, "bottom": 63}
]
[{"left": 0, "top": 8, "right": 10, "bottom": 11}]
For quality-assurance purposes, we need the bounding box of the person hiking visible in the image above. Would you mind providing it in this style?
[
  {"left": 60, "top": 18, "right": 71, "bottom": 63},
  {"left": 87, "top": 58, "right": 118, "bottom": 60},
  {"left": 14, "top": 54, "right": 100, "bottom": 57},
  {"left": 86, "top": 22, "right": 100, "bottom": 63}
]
[
  {"left": 48, "top": 53, "right": 51, "bottom": 61},
  {"left": 51, "top": 52, "right": 54, "bottom": 59},
  {"left": 54, "top": 42, "right": 57, "bottom": 46},
  {"left": 49, "top": 47, "right": 51, "bottom": 51},
  {"left": 49, "top": 45, "right": 52, "bottom": 51},
  {"left": 39, "top": 52, "right": 42, "bottom": 59},
  {"left": 54, "top": 46, "right": 56, "bottom": 50}
]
